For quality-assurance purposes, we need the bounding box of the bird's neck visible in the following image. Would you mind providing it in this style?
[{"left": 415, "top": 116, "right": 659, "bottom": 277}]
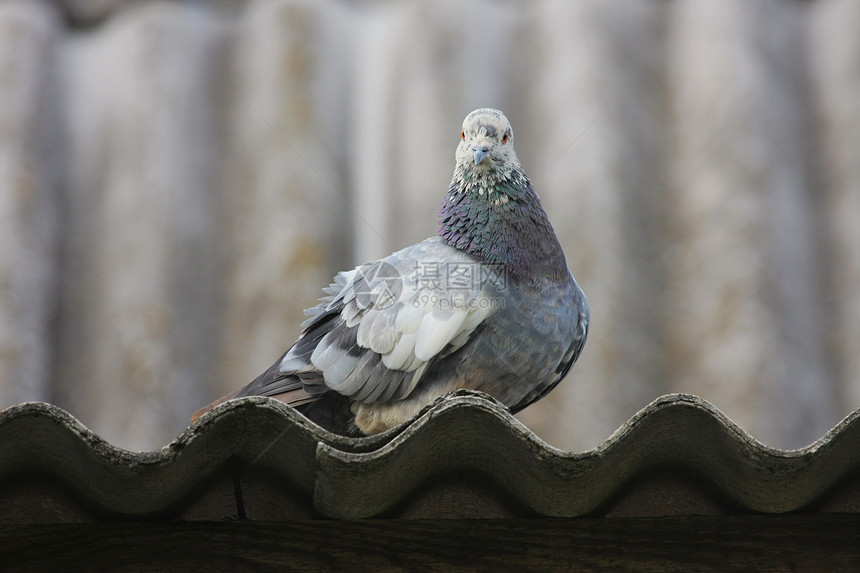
[{"left": 438, "top": 163, "right": 569, "bottom": 281}]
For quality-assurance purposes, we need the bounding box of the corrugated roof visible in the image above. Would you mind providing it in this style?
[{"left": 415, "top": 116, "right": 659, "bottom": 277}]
[{"left": 1, "top": 391, "right": 858, "bottom": 523}]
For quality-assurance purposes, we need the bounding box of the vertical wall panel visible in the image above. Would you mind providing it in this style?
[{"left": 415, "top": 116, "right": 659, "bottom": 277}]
[
  {"left": 55, "top": 3, "right": 230, "bottom": 450},
  {"left": 0, "top": 1, "right": 60, "bottom": 405},
  {"left": 811, "top": 0, "right": 860, "bottom": 417},
  {"left": 349, "top": 3, "right": 407, "bottom": 263},
  {"left": 217, "top": 0, "right": 352, "bottom": 400},
  {"left": 665, "top": 0, "right": 833, "bottom": 448}
]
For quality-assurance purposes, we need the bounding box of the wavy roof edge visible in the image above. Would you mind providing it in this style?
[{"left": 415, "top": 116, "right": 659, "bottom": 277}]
[{"left": 1, "top": 392, "right": 859, "bottom": 522}]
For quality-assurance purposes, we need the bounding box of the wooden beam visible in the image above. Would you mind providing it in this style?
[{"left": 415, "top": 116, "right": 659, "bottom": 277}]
[{"left": 1, "top": 515, "right": 858, "bottom": 572}]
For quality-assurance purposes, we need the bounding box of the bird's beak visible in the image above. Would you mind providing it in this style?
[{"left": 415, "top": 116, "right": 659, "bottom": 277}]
[{"left": 472, "top": 143, "right": 491, "bottom": 165}]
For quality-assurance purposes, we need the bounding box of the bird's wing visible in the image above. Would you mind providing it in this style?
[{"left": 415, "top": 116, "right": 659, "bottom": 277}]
[{"left": 256, "top": 237, "right": 501, "bottom": 404}]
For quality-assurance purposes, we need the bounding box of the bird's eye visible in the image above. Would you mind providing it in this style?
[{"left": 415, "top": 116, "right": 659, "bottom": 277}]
[
  {"left": 461, "top": 130, "right": 465, "bottom": 141},
  {"left": 502, "top": 132, "right": 510, "bottom": 144}
]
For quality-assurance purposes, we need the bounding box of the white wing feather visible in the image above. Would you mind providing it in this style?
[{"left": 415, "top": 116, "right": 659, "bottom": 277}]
[{"left": 414, "top": 309, "right": 469, "bottom": 361}]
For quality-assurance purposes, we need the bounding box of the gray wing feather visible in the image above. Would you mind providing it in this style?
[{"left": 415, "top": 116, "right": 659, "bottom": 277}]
[{"left": 263, "top": 237, "right": 497, "bottom": 404}]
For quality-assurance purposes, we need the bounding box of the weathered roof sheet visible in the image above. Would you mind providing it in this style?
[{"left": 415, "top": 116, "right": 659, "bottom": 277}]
[{"left": 1, "top": 391, "right": 859, "bottom": 523}]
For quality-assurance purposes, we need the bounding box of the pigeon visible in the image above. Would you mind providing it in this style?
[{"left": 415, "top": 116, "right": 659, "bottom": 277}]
[{"left": 192, "top": 108, "right": 589, "bottom": 434}]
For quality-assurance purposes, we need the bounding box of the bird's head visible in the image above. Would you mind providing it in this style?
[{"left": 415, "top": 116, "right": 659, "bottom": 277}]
[{"left": 456, "top": 108, "right": 519, "bottom": 173}]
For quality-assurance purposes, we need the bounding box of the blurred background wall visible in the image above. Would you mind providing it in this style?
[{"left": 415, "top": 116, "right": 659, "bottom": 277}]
[{"left": 1, "top": 0, "right": 858, "bottom": 452}]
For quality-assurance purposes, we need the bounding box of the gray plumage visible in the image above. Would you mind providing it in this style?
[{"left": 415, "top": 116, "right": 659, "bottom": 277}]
[{"left": 193, "top": 108, "right": 589, "bottom": 434}]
